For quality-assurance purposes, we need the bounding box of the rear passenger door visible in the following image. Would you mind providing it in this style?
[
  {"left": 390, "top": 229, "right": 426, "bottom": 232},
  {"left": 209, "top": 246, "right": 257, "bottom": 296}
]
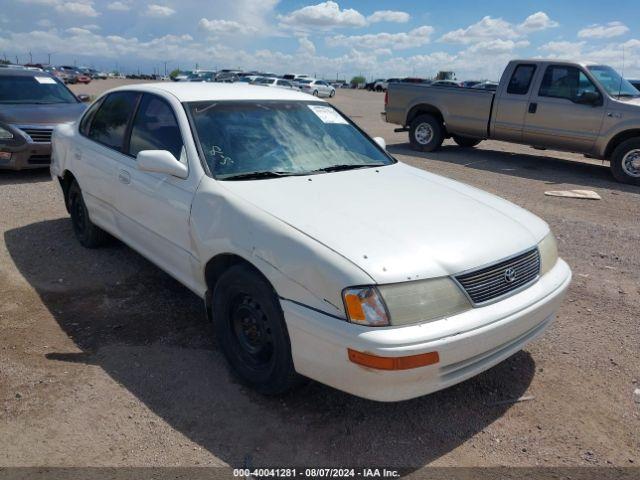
[
  {"left": 522, "top": 64, "right": 606, "bottom": 152},
  {"left": 76, "top": 91, "right": 141, "bottom": 232},
  {"left": 113, "top": 92, "right": 198, "bottom": 288},
  {"left": 492, "top": 63, "right": 537, "bottom": 143}
]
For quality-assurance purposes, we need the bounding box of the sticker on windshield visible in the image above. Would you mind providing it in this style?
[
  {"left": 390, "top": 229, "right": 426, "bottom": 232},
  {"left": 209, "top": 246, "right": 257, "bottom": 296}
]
[
  {"left": 307, "top": 105, "right": 348, "bottom": 124},
  {"left": 34, "top": 77, "right": 57, "bottom": 85}
]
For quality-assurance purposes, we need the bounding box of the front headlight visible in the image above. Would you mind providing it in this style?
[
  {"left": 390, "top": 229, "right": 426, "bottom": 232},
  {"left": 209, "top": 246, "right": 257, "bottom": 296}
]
[
  {"left": 0, "top": 126, "right": 14, "bottom": 140},
  {"left": 343, "top": 277, "right": 472, "bottom": 327},
  {"left": 538, "top": 232, "right": 559, "bottom": 276},
  {"left": 379, "top": 277, "right": 471, "bottom": 326}
]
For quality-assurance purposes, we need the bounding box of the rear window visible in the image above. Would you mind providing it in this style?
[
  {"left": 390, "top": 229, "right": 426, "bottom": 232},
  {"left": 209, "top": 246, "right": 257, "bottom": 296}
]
[{"left": 507, "top": 64, "right": 536, "bottom": 95}]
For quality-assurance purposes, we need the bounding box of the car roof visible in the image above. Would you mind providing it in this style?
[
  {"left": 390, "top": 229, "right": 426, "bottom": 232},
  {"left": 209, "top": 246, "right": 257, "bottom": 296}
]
[
  {"left": 108, "top": 82, "right": 321, "bottom": 102},
  {"left": 0, "top": 68, "right": 54, "bottom": 78}
]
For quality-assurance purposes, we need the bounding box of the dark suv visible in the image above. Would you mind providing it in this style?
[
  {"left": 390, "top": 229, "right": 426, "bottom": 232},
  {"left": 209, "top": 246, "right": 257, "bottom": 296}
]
[{"left": 0, "top": 68, "right": 86, "bottom": 170}]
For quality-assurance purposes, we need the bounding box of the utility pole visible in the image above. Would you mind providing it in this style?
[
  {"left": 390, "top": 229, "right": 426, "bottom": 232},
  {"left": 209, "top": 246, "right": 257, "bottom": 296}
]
[
  {"left": 163, "top": 61, "right": 167, "bottom": 76},
  {"left": 47, "top": 52, "right": 52, "bottom": 65},
  {"left": 28, "top": 51, "right": 33, "bottom": 64}
]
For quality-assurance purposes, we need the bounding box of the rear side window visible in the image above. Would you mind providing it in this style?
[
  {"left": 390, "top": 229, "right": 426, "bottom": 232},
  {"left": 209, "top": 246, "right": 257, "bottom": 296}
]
[
  {"left": 79, "top": 98, "right": 103, "bottom": 136},
  {"left": 128, "top": 94, "right": 184, "bottom": 160},
  {"left": 88, "top": 91, "right": 139, "bottom": 151},
  {"left": 507, "top": 64, "right": 536, "bottom": 95}
]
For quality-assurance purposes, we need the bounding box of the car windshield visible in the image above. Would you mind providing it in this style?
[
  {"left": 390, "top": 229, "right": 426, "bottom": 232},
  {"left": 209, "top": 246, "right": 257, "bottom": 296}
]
[
  {"left": 188, "top": 101, "right": 394, "bottom": 179},
  {"left": 587, "top": 65, "right": 639, "bottom": 97},
  {"left": 0, "top": 75, "right": 78, "bottom": 104}
]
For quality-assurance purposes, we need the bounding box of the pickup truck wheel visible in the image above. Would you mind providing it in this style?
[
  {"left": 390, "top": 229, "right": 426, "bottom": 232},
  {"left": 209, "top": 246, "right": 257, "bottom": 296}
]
[
  {"left": 68, "top": 181, "right": 109, "bottom": 248},
  {"left": 409, "top": 114, "right": 444, "bottom": 152},
  {"left": 453, "top": 135, "right": 482, "bottom": 148},
  {"left": 611, "top": 139, "right": 640, "bottom": 185},
  {"left": 212, "top": 264, "right": 300, "bottom": 395}
]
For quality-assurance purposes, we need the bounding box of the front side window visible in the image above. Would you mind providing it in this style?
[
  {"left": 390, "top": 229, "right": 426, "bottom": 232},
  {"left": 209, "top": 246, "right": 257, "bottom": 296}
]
[
  {"left": 88, "top": 91, "right": 140, "bottom": 151},
  {"left": 0, "top": 75, "right": 78, "bottom": 104},
  {"left": 507, "top": 64, "right": 536, "bottom": 95},
  {"left": 539, "top": 66, "right": 598, "bottom": 102},
  {"left": 128, "top": 94, "right": 184, "bottom": 160},
  {"left": 188, "top": 101, "right": 394, "bottom": 179}
]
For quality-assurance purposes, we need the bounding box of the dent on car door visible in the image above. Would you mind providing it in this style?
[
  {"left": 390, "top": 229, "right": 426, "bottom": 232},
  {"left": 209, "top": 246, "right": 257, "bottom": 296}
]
[
  {"left": 77, "top": 91, "right": 140, "bottom": 230},
  {"left": 114, "top": 92, "right": 198, "bottom": 288},
  {"left": 522, "top": 65, "right": 606, "bottom": 152}
]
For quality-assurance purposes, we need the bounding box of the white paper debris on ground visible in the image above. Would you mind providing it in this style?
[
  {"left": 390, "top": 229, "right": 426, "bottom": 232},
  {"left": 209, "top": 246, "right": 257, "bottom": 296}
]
[
  {"left": 544, "top": 190, "right": 602, "bottom": 200},
  {"left": 634, "top": 388, "right": 640, "bottom": 404}
]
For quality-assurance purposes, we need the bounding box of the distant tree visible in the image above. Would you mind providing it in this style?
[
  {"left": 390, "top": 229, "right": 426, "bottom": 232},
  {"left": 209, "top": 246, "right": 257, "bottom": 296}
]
[
  {"left": 0, "top": 59, "right": 10, "bottom": 65},
  {"left": 350, "top": 75, "right": 366, "bottom": 86},
  {"left": 169, "top": 68, "right": 180, "bottom": 80}
]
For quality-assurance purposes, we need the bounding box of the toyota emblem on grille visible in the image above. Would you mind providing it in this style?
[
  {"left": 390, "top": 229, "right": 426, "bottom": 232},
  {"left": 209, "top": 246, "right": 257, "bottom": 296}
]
[{"left": 504, "top": 267, "right": 517, "bottom": 283}]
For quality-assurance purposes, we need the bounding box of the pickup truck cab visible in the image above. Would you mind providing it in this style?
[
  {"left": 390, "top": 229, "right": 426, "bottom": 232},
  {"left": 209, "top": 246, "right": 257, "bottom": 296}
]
[
  {"left": 384, "top": 59, "right": 640, "bottom": 185},
  {"left": 51, "top": 83, "right": 570, "bottom": 401}
]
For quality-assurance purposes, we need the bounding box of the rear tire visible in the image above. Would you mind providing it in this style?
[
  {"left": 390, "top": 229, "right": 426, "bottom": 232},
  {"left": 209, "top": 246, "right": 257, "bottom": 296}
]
[
  {"left": 409, "top": 114, "right": 444, "bottom": 152},
  {"left": 212, "top": 264, "right": 301, "bottom": 395},
  {"left": 68, "top": 181, "right": 109, "bottom": 248},
  {"left": 610, "top": 138, "right": 640, "bottom": 185},
  {"left": 452, "top": 135, "right": 482, "bottom": 148},
  {"left": 313, "top": 90, "right": 319, "bottom": 97}
]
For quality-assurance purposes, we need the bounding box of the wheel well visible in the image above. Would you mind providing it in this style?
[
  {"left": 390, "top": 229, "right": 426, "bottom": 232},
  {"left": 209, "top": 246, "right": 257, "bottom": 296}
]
[
  {"left": 203, "top": 253, "right": 275, "bottom": 320},
  {"left": 59, "top": 170, "right": 77, "bottom": 212},
  {"left": 406, "top": 104, "right": 444, "bottom": 127},
  {"left": 604, "top": 130, "right": 640, "bottom": 159}
]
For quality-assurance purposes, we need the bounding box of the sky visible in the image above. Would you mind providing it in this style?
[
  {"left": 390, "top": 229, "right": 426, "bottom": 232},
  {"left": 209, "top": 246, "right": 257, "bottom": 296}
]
[{"left": 0, "top": 0, "right": 638, "bottom": 80}]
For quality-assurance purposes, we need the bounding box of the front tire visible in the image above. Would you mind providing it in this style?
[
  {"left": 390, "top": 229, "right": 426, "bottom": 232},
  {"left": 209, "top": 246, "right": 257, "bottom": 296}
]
[
  {"left": 409, "top": 114, "right": 444, "bottom": 152},
  {"left": 312, "top": 90, "right": 319, "bottom": 97},
  {"left": 610, "top": 138, "right": 640, "bottom": 185},
  {"left": 68, "top": 181, "right": 109, "bottom": 248},
  {"left": 329, "top": 89, "right": 335, "bottom": 98},
  {"left": 212, "top": 264, "right": 300, "bottom": 395},
  {"left": 452, "top": 135, "right": 482, "bottom": 148}
]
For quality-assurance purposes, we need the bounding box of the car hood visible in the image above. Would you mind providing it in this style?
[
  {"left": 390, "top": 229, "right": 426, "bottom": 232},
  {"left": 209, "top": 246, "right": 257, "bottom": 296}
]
[
  {"left": 0, "top": 102, "right": 86, "bottom": 125},
  {"left": 220, "top": 162, "right": 549, "bottom": 284}
]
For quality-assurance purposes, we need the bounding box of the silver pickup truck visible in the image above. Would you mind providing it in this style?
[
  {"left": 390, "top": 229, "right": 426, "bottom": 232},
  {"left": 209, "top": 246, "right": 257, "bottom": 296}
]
[{"left": 384, "top": 59, "right": 640, "bottom": 185}]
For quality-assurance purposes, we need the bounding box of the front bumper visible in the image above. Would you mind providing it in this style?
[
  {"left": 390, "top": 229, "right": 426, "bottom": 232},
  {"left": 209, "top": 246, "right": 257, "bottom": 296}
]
[
  {"left": 282, "top": 259, "right": 571, "bottom": 402},
  {"left": 0, "top": 142, "right": 52, "bottom": 170}
]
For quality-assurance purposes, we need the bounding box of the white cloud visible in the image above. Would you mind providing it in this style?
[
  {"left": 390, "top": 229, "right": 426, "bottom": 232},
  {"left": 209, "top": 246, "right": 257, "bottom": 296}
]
[
  {"left": 81, "top": 24, "right": 100, "bottom": 30},
  {"left": 106, "top": 1, "right": 130, "bottom": 11},
  {"left": 367, "top": 10, "right": 410, "bottom": 24},
  {"left": 297, "top": 36, "right": 316, "bottom": 55},
  {"left": 327, "top": 26, "right": 434, "bottom": 51},
  {"left": 578, "top": 21, "right": 630, "bottom": 39},
  {"left": 466, "top": 39, "right": 530, "bottom": 54},
  {"left": 36, "top": 18, "right": 53, "bottom": 28},
  {"left": 198, "top": 18, "right": 256, "bottom": 35},
  {"left": 539, "top": 40, "right": 586, "bottom": 58},
  {"left": 279, "top": 1, "right": 367, "bottom": 29},
  {"left": 147, "top": 4, "right": 175, "bottom": 18},
  {"left": 518, "top": 12, "right": 558, "bottom": 33},
  {"left": 440, "top": 11, "right": 558, "bottom": 44},
  {"left": 55, "top": 1, "right": 99, "bottom": 17}
]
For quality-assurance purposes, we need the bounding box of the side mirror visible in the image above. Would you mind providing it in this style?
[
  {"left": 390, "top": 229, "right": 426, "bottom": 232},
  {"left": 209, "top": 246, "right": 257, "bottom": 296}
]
[
  {"left": 576, "top": 91, "right": 601, "bottom": 106},
  {"left": 373, "top": 136, "right": 386, "bottom": 150},
  {"left": 77, "top": 94, "right": 91, "bottom": 102},
  {"left": 137, "top": 150, "right": 187, "bottom": 179}
]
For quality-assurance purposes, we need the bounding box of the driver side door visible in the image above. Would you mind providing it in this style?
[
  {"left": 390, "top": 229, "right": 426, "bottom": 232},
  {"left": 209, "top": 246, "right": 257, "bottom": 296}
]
[{"left": 522, "top": 64, "right": 606, "bottom": 153}]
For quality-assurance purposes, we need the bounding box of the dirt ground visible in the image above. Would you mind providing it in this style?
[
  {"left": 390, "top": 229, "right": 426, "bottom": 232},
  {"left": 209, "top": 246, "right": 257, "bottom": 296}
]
[{"left": 0, "top": 82, "right": 638, "bottom": 471}]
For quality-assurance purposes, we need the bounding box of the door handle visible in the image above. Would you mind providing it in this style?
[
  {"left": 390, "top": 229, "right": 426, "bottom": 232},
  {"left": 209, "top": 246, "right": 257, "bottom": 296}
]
[
  {"left": 528, "top": 102, "right": 538, "bottom": 114},
  {"left": 118, "top": 170, "right": 131, "bottom": 185}
]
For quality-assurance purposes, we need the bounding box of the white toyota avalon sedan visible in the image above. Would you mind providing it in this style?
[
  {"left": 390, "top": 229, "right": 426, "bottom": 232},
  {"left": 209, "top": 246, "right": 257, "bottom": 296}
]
[{"left": 51, "top": 83, "right": 571, "bottom": 402}]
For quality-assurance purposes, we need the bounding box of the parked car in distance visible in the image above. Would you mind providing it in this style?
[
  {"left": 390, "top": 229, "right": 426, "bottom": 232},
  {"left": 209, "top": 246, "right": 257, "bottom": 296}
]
[
  {"left": 461, "top": 80, "right": 481, "bottom": 88},
  {"left": 373, "top": 79, "right": 389, "bottom": 92},
  {"left": 253, "top": 77, "right": 299, "bottom": 91},
  {"left": 297, "top": 79, "right": 335, "bottom": 97},
  {"left": 431, "top": 80, "right": 461, "bottom": 88},
  {"left": 188, "top": 71, "right": 216, "bottom": 82},
  {"left": 172, "top": 71, "right": 192, "bottom": 82},
  {"left": 366, "top": 79, "right": 384, "bottom": 91},
  {"left": 472, "top": 81, "right": 499, "bottom": 91},
  {"left": 51, "top": 82, "right": 570, "bottom": 401},
  {"left": 385, "top": 59, "right": 640, "bottom": 184},
  {"left": 0, "top": 69, "right": 86, "bottom": 170}
]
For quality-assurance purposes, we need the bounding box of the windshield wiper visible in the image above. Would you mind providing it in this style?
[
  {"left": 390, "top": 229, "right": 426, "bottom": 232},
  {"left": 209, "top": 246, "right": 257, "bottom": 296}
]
[
  {"left": 311, "top": 164, "right": 381, "bottom": 173},
  {"left": 220, "top": 171, "right": 299, "bottom": 181}
]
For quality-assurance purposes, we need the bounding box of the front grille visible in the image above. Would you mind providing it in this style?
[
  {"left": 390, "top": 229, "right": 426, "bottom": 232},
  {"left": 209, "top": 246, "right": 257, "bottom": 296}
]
[
  {"left": 455, "top": 248, "right": 540, "bottom": 304},
  {"left": 28, "top": 154, "right": 51, "bottom": 164},
  {"left": 21, "top": 127, "right": 53, "bottom": 143}
]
